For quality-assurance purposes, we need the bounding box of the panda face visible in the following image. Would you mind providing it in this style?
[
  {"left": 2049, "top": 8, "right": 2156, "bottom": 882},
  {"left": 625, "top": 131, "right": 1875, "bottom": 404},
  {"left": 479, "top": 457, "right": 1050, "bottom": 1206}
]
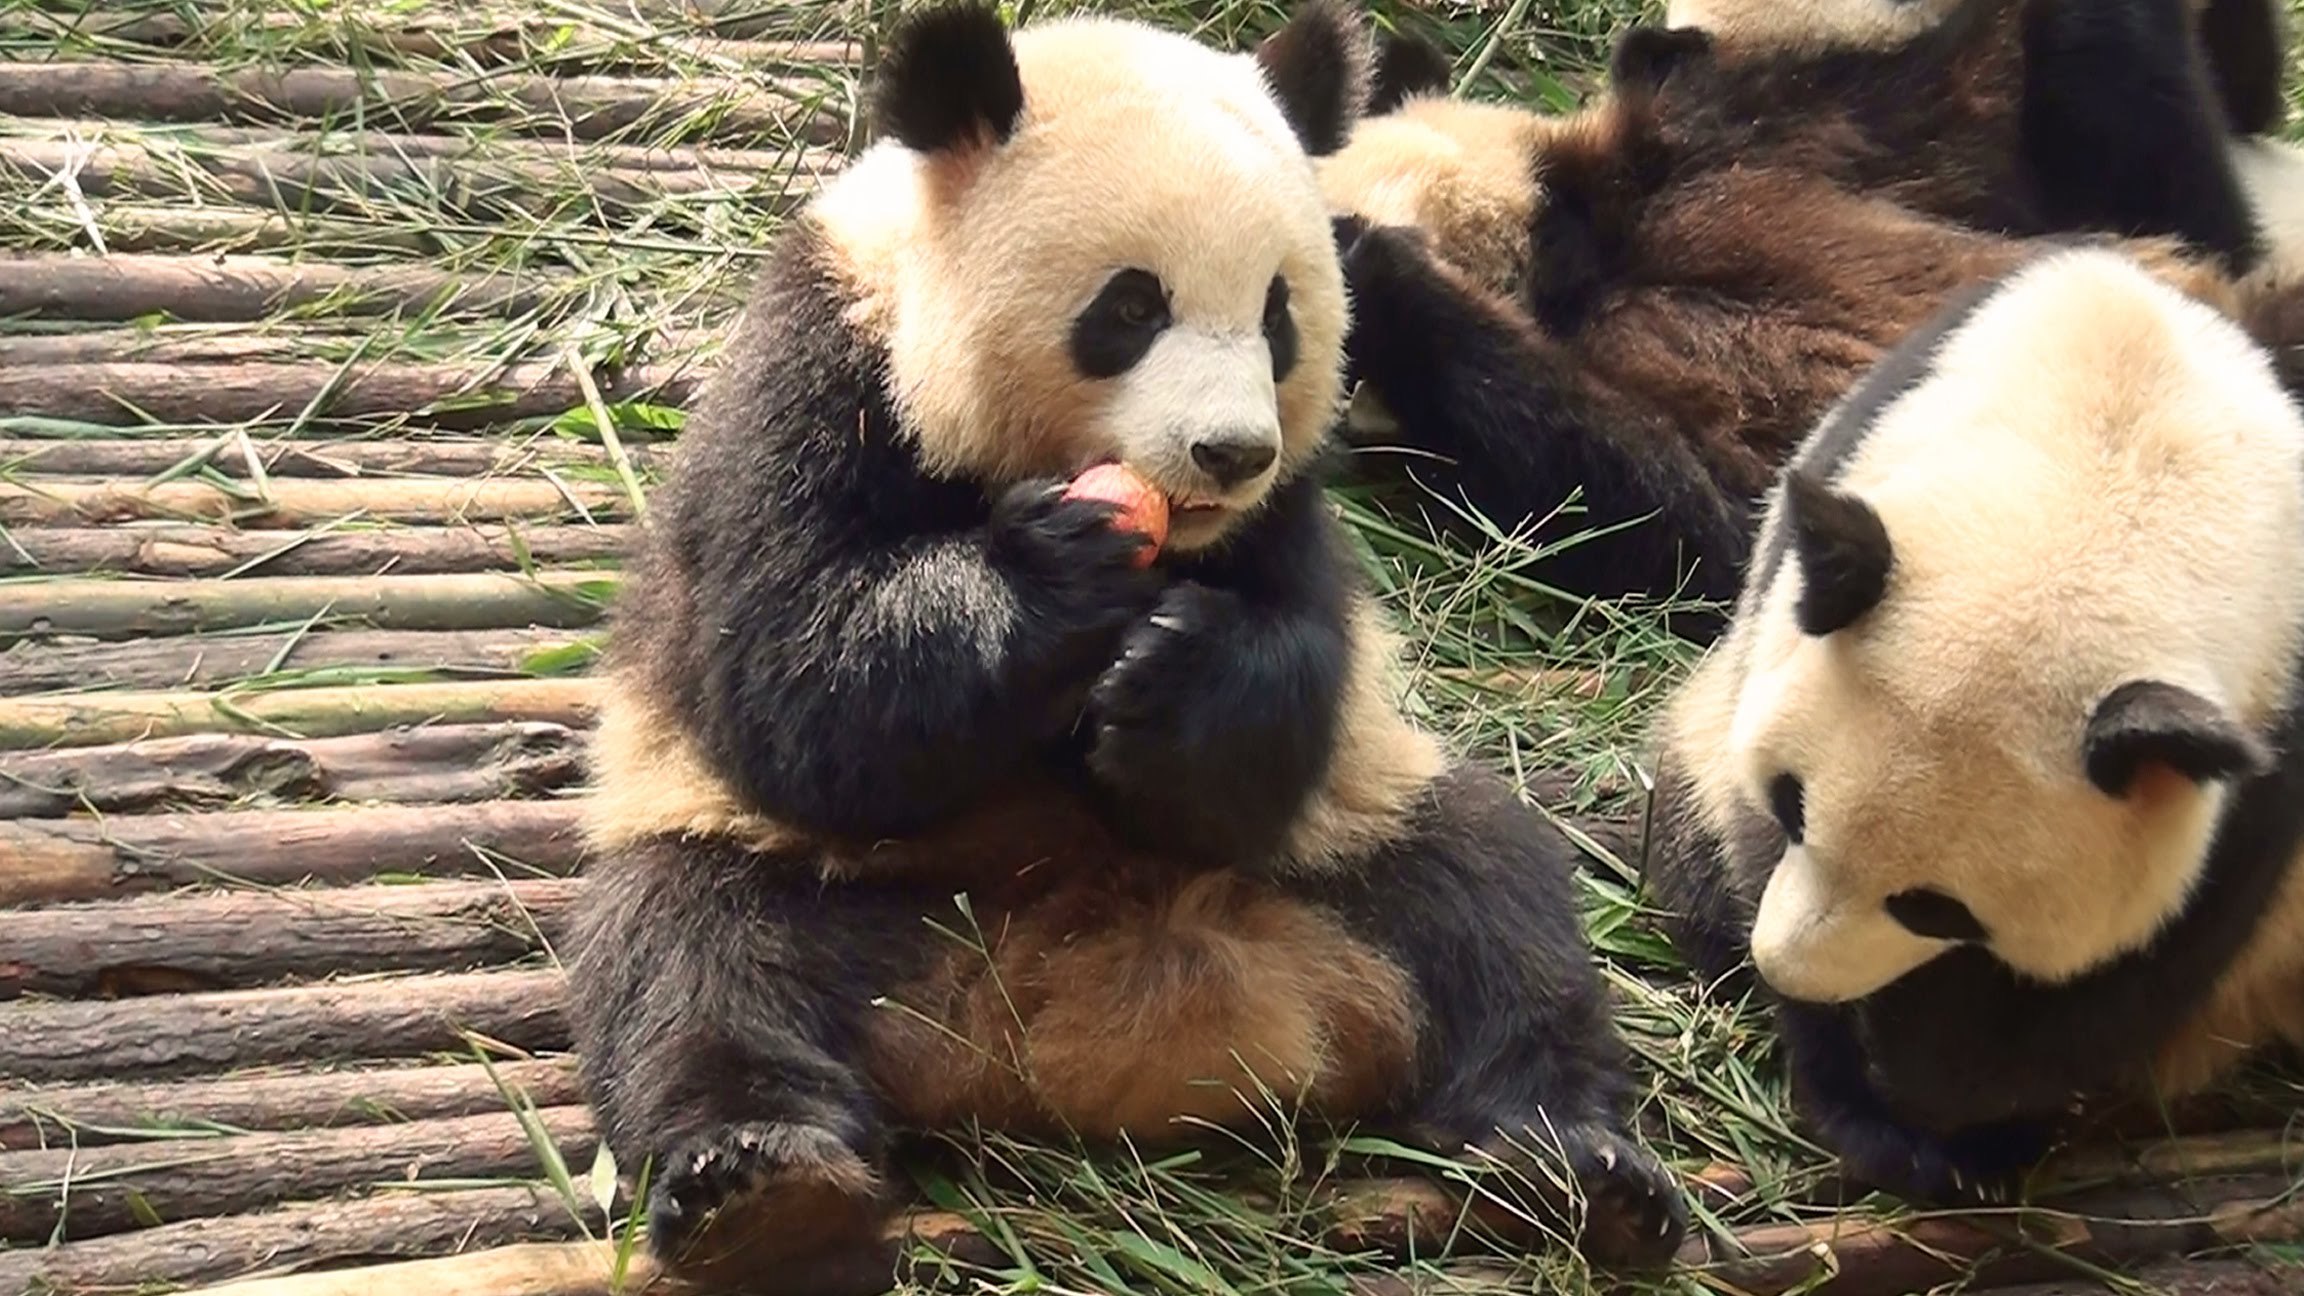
[
  {"left": 817, "top": 8, "right": 1358, "bottom": 554},
  {"left": 1716, "top": 249, "right": 2304, "bottom": 1006}
]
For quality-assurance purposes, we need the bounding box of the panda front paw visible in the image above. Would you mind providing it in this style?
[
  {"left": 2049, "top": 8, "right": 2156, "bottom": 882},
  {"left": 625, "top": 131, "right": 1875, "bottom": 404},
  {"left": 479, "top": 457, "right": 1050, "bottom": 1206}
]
[
  {"left": 647, "top": 1121, "right": 884, "bottom": 1267},
  {"left": 1821, "top": 1110, "right": 2053, "bottom": 1207},
  {"left": 1467, "top": 1120, "right": 1690, "bottom": 1271},
  {"left": 989, "top": 479, "right": 1166, "bottom": 670}
]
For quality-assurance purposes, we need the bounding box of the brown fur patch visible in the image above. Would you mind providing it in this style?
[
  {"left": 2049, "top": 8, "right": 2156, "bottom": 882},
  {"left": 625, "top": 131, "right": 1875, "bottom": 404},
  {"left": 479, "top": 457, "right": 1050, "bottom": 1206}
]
[
  {"left": 1279, "top": 599, "right": 1447, "bottom": 872},
  {"left": 2154, "top": 857, "right": 2304, "bottom": 1095},
  {"left": 584, "top": 677, "right": 804, "bottom": 856},
  {"left": 865, "top": 868, "right": 1421, "bottom": 1139}
]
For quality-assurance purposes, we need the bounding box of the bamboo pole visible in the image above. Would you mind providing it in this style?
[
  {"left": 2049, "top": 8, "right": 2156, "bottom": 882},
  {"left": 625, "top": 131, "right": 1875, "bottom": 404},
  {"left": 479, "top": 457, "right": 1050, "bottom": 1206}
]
[
  {"left": 168, "top": 1242, "right": 672, "bottom": 1296},
  {"left": 0, "top": 63, "right": 845, "bottom": 147},
  {"left": 0, "top": 521, "right": 633, "bottom": 578},
  {"left": 0, "top": 968, "right": 568, "bottom": 1082},
  {"left": 0, "top": 721, "right": 586, "bottom": 817},
  {"left": 0, "top": 1183, "right": 586, "bottom": 1293},
  {"left": 0, "top": 1057, "right": 581, "bottom": 1150},
  {"left": 0, "top": 476, "right": 635, "bottom": 525},
  {"left": 0, "top": 571, "right": 612, "bottom": 639},
  {"left": 0, "top": 798, "right": 587, "bottom": 904},
  {"left": 0, "top": 677, "right": 600, "bottom": 750},
  {"left": 0, "top": 876, "right": 580, "bottom": 997},
  {"left": 0, "top": 1105, "right": 596, "bottom": 1242},
  {"left": 0, "top": 435, "right": 660, "bottom": 478},
  {"left": 0, "top": 626, "right": 591, "bottom": 693},
  {"left": 0, "top": 252, "right": 570, "bottom": 323},
  {"left": 0, "top": 359, "right": 696, "bottom": 431},
  {"left": 0, "top": 203, "right": 438, "bottom": 256}
]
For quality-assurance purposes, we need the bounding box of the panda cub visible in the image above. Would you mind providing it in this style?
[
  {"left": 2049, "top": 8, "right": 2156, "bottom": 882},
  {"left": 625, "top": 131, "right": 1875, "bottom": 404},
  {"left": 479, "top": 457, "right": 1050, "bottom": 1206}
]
[
  {"left": 563, "top": 0, "right": 1686, "bottom": 1278},
  {"left": 1318, "top": 0, "right": 2278, "bottom": 627},
  {"left": 1642, "top": 245, "right": 2304, "bottom": 1202}
]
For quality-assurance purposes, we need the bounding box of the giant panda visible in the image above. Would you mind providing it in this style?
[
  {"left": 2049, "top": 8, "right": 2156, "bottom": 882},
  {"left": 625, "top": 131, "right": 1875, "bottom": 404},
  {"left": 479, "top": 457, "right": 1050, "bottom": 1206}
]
[
  {"left": 1317, "top": 0, "right": 2280, "bottom": 630},
  {"left": 1640, "top": 244, "right": 2304, "bottom": 1203},
  {"left": 560, "top": 0, "right": 1688, "bottom": 1281}
]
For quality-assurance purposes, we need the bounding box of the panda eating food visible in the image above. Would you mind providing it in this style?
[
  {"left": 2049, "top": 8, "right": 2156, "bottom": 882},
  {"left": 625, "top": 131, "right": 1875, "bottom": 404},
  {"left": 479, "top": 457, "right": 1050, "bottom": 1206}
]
[
  {"left": 1316, "top": 0, "right": 2281, "bottom": 630},
  {"left": 1642, "top": 244, "right": 2304, "bottom": 1203},
  {"left": 561, "top": 0, "right": 1688, "bottom": 1279}
]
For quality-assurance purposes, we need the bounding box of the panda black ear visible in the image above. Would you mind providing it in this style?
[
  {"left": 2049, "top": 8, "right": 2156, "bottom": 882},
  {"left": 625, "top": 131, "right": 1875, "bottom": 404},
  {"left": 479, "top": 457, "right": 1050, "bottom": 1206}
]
[
  {"left": 1255, "top": 0, "right": 1374, "bottom": 157},
  {"left": 1610, "top": 25, "right": 1713, "bottom": 95},
  {"left": 1366, "top": 29, "right": 1452, "bottom": 114},
  {"left": 871, "top": 0, "right": 1025, "bottom": 155},
  {"left": 1781, "top": 470, "right": 1891, "bottom": 637},
  {"left": 2083, "top": 680, "right": 2271, "bottom": 798}
]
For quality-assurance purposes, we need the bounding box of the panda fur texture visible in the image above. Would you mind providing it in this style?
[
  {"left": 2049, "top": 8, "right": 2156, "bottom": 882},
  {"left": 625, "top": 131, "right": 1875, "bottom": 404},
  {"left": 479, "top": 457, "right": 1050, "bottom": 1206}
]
[
  {"left": 1320, "top": 0, "right": 2261, "bottom": 631},
  {"left": 563, "top": 0, "right": 1687, "bottom": 1278},
  {"left": 1642, "top": 245, "right": 2304, "bottom": 1204}
]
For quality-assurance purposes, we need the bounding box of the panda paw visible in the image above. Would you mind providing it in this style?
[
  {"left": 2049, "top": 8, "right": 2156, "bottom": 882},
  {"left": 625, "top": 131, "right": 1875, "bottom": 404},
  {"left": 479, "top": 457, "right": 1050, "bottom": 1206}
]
[
  {"left": 989, "top": 479, "right": 1166, "bottom": 660},
  {"left": 1825, "top": 1112, "right": 2052, "bottom": 1207},
  {"left": 1472, "top": 1121, "right": 1690, "bottom": 1271},
  {"left": 646, "top": 1121, "right": 884, "bottom": 1266}
]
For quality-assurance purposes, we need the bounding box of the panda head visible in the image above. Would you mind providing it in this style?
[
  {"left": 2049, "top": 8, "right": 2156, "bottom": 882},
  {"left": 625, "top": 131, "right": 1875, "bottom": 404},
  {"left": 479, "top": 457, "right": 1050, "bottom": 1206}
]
[
  {"left": 815, "top": 0, "right": 1372, "bottom": 553},
  {"left": 1721, "top": 248, "right": 2304, "bottom": 1004}
]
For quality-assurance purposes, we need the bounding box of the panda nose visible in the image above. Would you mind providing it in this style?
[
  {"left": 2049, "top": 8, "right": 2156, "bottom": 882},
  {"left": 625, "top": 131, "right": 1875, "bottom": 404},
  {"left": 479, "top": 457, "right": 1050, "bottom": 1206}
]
[{"left": 1190, "top": 433, "right": 1277, "bottom": 488}]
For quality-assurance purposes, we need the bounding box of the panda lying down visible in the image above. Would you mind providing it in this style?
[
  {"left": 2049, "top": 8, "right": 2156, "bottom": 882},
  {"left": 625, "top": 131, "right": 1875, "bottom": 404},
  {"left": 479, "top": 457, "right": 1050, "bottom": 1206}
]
[
  {"left": 1644, "top": 245, "right": 2304, "bottom": 1202},
  {"left": 562, "top": 0, "right": 1685, "bottom": 1282}
]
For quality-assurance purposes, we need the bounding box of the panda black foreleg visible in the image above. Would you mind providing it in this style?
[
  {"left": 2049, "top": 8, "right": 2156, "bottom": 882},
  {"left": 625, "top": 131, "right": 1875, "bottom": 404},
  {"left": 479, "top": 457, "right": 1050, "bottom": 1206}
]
[
  {"left": 1331, "top": 216, "right": 1749, "bottom": 615},
  {"left": 1313, "top": 766, "right": 1691, "bottom": 1268},
  {"left": 565, "top": 834, "right": 927, "bottom": 1273},
  {"left": 1775, "top": 999, "right": 2054, "bottom": 1206},
  {"left": 1082, "top": 472, "right": 1357, "bottom": 867}
]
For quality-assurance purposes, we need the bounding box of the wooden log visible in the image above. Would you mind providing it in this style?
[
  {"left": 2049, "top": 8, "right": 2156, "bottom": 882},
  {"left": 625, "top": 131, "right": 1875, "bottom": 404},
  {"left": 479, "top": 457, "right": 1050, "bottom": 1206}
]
[
  {"left": 163, "top": 1241, "right": 667, "bottom": 1296},
  {"left": 0, "top": 434, "right": 660, "bottom": 478},
  {"left": 0, "top": 721, "right": 586, "bottom": 817},
  {"left": 0, "top": 359, "right": 695, "bottom": 431},
  {"left": 0, "top": 571, "right": 612, "bottom": 640},
  {"left": 0, "top": 1104, "right": 595, "bottom": 1241},
  {"left": 64, "top": 120, "right": 811, "bottom": 177},
  {"left": 0, "top": 252, "right": 568, "bottom": 323},
  {"left": 0, "top": 876, "right": 580, "bottom": 997},
  {"left": 0, "top": 202, "right": 439, "bottom": 257},
  {"left": 0, "top": 798, "right": 587, "bottom": 905},
  {"left": 0, "top": 626, "right": 591, "bottom": 694},
  {"left": 0, "top": 132, "right": 832, "bottom": 221},
  {"left": 0, "top": 63, "right": 845, "bottom": 147},
  {"left": 0, "top": 677, "right": 600, "bottom": 750},
  {"left": 0, "top": 968, "right": 567, "bottom": 1082},
  {"left": 0, "top": 1057, "right": 580, "bottom": 1149},
  {"left": 0, "top": 1183, "right": 586, "bottom": 1293},
  {"left": 0, "top": 521, "right": 633, "bottom": 578},
  {"left": 0, "top": 476, "right": 633, "bottom": 526}
]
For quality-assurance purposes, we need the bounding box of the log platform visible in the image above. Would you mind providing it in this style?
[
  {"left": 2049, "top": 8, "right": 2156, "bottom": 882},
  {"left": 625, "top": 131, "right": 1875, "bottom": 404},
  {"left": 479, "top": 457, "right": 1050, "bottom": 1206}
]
[{"left": 1, "top": 2, "right": 2298, "bottom": 1295}]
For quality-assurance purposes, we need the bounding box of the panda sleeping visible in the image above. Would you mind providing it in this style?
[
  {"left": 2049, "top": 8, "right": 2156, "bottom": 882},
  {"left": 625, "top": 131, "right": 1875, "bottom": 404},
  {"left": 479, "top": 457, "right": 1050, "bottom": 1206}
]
[
  {"left": 1316, "top": 0, "right": 2284, "bottom": 629},
  {"left": 562, "top": 0, "right": 1686, "bottom": 1279},
  {"left": 1643, "top": 244, "right": 2304, "bottom": 1202}
]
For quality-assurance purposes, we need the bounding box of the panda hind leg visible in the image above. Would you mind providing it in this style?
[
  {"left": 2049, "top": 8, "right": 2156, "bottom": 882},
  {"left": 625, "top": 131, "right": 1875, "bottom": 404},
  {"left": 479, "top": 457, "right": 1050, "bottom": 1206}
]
[
  {"left": 1311, "top": 766, "right": 1690, "bottom": 1269},
  {"left": 564, "top": 835, "right": 919, "bottom": 1276}
]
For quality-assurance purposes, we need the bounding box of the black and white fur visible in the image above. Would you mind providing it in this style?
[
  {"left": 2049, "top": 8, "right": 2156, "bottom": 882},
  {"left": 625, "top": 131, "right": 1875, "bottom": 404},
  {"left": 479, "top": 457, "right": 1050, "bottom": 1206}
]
[{"left": 563, "top": 0, "right": 1687, "bottom": 1279}]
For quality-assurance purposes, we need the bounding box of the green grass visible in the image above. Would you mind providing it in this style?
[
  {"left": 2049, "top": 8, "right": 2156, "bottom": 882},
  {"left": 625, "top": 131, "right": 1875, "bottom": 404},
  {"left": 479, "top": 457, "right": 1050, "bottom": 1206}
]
[{"left": 6, "top": 0, "right": 2304, "bottom": 1292}]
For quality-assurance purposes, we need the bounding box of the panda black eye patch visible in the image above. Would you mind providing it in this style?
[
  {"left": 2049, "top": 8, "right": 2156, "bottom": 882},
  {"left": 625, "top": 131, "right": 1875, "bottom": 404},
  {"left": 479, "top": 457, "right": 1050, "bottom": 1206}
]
[
  {"left": 1263, "top": 275, "right": 1298, "bottom": 380},
  {"left": 1767, "top": 773, "right": 1804, "bottom": 844},
  {"left": 1884, "top": 888, "right": 1990, "bottom": 943},
  {"left": 1071, "top": 269, "right": 1172, "bottom": 379}
]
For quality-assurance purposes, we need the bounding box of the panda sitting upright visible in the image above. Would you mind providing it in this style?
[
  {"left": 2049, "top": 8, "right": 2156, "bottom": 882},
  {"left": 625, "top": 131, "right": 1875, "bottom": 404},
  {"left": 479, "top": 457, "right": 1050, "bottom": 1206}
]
[
  {"left": 1643, "top": 245, "right": 2304, "bottom": 1203},
  {"left": 562, "top": 0, "right": 1688, "bottom": 1279}
]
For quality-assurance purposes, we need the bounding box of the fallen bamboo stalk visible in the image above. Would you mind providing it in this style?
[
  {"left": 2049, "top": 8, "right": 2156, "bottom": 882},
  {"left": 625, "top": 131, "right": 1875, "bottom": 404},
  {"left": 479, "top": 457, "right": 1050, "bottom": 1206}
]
[
  {"left": 0, "top": 721, "right": 586, "bottom": 817},
  {"left": 0, "top": 132, "right": 832, "bottom": 221},
  {"left": 0, "top": 677, "right": 600, "bottom": 751},
  {"left": 165, "top": 1240, "right": 670, "bottom": 1296},
  {"left": 0, "top": 968, "right": 568, "bottom": 1082},
  {"left": 0, "top": 434, "right": 662, "bottom": 478},
  {"left": 28, "top": 119, "right": 817, "bottom": 177},
  {"left": 0, "top": 1056, "right": 581, "bottom": 1150},
  {"left": 0, "top": 798, "right": 587, "bottom": 905},
  {"left": 0, "top": 570, "right": 612, "bottom": 639},
  {"left": 0, "top": 359, "right": 695, "bottom": 431},
  {"left": 0, "top": 475, "right": 632, "bottom": 526},
  {"left": 0, "top": 63, "right": 846, "bottom": 147},
  {"left": 1, "top": 521, "right": 633, "bottom": 577},
  {"left": 0, "top": 1183, "right": 587, "bottom": 1293},
  {"left": 0, "top": 626, "right": 592, "bottom": 694},
  {"left": 0, "top": 876, "right": 580, "bottom": 998},
  {"left": 0, "top": 202, "right": 439, "bottom": 256},
  {"left": 0, "top": 252, "right": 571, "bottom": 323},
  {"left": 0, "top": 1104, "right": 595, "bottom": 1242},
  {"left": 0, "top": 328, "right": 715, "bottom": 370}
]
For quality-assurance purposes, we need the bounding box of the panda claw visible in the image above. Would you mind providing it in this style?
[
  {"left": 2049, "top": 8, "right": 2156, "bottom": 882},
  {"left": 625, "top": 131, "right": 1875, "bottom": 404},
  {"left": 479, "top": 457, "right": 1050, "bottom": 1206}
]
[{"left": 1148, "top": 613, "right": 1184, "bottom": 632}]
